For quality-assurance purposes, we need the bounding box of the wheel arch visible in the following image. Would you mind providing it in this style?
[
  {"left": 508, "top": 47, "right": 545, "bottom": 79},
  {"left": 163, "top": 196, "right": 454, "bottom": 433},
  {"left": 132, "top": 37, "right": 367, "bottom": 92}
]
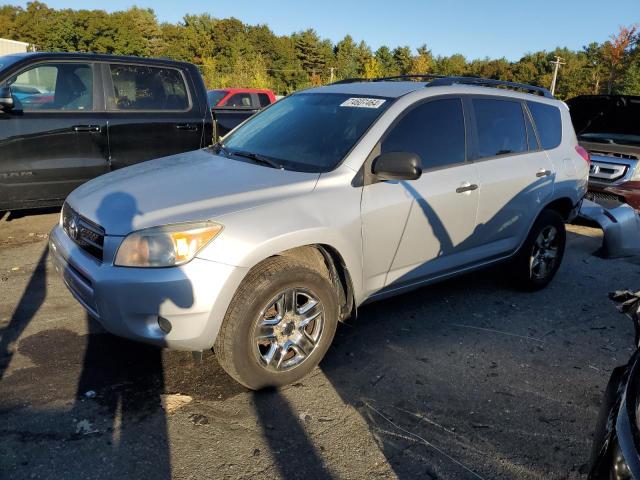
[
  {"left": 543, "top": 196, "right": 575, "bottom": 222},
  {"left": 275, "top": 244, "right": 356, "bottom": 322}
]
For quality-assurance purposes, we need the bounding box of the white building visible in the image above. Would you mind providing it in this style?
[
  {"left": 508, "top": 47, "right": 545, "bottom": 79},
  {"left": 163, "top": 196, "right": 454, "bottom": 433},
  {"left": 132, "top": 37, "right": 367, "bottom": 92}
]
[{"left": 0, "top": 38, "right": 30, "bottom": 55}]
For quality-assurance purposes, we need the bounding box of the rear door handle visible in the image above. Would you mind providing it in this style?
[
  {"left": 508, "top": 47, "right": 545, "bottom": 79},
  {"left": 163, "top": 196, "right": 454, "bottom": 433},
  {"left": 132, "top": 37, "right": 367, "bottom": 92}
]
[
  {"left": 536, "top": 169, "right": 552, "bottom": 177},
  {"left": 176, "top": 123, "right": 199, "bottom": 131},
  {"left": 456, "top": 183, "right": 479, "bottom": 194},
  {"left": 72, "top": 125, "right": 100, "bottom": 133}
]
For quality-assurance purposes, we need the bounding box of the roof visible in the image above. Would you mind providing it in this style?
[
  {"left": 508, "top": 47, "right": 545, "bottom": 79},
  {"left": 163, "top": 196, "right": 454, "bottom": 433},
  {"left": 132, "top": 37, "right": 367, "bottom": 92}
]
[
  {"left": 0, "top": 51, "right": 194, "bottom": 68},
  {"left": 305, "top": 76, "right": 553, "bottom": 100},
  {"left": 305, "top": 81, "right": 428, "bottom": 98},
  {"left": 209, "top": 88, "right": 274, "bottom": 94}
]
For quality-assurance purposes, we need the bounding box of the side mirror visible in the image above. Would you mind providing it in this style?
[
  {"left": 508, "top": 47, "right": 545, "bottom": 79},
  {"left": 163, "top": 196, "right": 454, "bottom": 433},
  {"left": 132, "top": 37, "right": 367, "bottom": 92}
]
[
  {"left": 372, "top": 152, "right": 422, "bottom": 181},
  {"left": 0, "top": 86, "right": 14, "bottom": 111}
]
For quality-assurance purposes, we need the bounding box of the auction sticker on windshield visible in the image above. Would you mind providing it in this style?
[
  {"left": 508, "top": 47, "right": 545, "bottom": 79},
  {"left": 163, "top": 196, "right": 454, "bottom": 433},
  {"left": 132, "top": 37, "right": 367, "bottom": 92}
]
[{"left": 340, "top": 97, "right": 386, "bottom": 108}]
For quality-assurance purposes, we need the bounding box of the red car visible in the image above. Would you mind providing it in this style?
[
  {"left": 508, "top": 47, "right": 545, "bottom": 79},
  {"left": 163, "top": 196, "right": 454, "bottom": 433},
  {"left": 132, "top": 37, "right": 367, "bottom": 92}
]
[
  {"left": 208, "top": 88, "right": 276, "bottom": 109},
  {"left": 207, "top": 88, "right": 277, "bottom": 138}
]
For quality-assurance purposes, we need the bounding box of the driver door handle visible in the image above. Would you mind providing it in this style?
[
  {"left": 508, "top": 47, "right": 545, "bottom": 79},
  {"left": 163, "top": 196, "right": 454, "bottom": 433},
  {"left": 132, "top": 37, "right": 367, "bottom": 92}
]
[
  {"left": 176, "top": 123, "right": 199, "bottom": 131},
  {"left": 536, "top": 169, "right": 552, "bottom": 177},
  {"left": 456, "top": 183, "right": 479, "bottom": 194},
  {"left": 72, "top": 125, "right": 100, "bottom": 133}
]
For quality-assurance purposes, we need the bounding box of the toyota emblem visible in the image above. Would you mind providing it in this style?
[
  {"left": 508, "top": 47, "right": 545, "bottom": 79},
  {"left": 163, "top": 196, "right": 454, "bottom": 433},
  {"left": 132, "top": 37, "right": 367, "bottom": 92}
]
[{"left": 68, "top": 216, "right": 79, "bottom": 240}]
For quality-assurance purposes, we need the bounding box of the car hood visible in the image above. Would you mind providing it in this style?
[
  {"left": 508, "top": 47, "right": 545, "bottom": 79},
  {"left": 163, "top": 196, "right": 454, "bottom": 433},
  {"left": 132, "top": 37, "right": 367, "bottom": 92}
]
[
  {"left": 67, "top": 149, "right": 320, "bottom": 235},
  {"left": 567, "top": 95, "right": 640, "bottom": 139}
]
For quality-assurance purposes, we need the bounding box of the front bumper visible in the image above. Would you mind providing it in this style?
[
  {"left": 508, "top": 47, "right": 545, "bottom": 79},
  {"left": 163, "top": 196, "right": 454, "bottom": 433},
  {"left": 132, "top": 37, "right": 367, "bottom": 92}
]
[
  {"left": 589, "top": 181, "right": 640, "bottom": 211},
  {"left": 49, "top": 224, "right": 248, "bottom": 351}
]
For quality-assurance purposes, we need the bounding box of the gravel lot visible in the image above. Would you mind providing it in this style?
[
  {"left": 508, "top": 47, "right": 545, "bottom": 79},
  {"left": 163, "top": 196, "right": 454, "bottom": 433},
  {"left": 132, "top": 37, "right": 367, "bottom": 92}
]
[{"left": 1, "top": 208, "right": 639, "bottom": 480}]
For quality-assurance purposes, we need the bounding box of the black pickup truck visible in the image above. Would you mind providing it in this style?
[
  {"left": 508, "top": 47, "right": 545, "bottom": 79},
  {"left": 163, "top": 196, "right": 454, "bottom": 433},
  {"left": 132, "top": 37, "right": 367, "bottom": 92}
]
[{"left": 0, "top": 52, "right": 213, "bottom": 211}]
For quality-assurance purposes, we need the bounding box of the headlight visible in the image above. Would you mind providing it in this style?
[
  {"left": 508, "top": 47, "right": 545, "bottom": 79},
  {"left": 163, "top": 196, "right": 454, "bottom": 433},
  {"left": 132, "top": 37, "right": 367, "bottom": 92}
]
[{"left": 115, "top": 222, "right": 223, "bottom": 267}]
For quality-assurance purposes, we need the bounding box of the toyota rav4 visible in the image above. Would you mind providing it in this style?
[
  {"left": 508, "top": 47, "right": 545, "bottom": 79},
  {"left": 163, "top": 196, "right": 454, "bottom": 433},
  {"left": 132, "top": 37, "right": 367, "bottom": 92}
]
[{"left": 49, "top": 76, "right": 589, "bottom": 389}]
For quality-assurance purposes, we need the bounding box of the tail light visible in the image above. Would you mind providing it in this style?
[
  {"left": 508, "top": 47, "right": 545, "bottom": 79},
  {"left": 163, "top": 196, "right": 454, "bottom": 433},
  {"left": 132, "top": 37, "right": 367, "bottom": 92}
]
[{"left": 575, "top": 145, "right": 591, "bottom": 164}]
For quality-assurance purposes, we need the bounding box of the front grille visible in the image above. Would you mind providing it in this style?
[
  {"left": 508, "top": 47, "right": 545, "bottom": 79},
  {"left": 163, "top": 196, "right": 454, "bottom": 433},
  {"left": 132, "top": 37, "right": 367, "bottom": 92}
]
[
  {"left": 61, "top": 203, "right": 105, "bottom": 262},
  {"left": 589, "top": 162, "right": 628, "bottom": 183},
  {"left": 586, "top": 190, "right": 625, "bottom": 205}
]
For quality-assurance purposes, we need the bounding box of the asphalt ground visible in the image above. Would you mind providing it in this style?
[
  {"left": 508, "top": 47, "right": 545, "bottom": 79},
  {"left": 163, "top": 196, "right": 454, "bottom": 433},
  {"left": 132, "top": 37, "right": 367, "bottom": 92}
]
[{"left": 1, "top": 208, "right": 640, "bottom": 479}]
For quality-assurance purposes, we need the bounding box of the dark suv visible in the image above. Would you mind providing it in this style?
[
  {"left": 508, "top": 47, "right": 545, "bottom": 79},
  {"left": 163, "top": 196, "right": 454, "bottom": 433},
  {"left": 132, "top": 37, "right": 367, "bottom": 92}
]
[
  {"left": 567, "top": 95, "right": 640, "bottom": 211},
  {"left": 0, "top": 52, "right": 213, "bottom": 211}
]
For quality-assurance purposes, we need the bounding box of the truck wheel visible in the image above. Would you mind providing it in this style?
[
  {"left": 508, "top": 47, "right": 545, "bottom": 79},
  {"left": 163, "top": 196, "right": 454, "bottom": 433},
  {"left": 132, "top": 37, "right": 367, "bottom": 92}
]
[
  {"left": 513, "top": 209, "right": 566, "bottom": 291},
  {"left": 214, "top": 256, "right": 338, "bottom": 390}
]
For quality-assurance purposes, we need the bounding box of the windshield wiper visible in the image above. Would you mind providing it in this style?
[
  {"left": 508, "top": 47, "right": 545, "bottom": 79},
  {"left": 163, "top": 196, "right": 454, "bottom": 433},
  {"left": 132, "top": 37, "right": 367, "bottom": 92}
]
[{"left": 229, "top": 150, "right": 284, "bottom": 169}]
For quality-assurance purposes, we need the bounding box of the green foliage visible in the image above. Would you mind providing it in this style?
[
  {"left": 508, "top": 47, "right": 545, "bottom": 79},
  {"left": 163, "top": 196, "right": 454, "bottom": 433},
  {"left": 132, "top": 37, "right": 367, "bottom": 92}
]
[
  {"left": 392, "top": 46, "right": 413, "bottom": 75},
  {"left": 621, "top": 57, "right": 640, "bottom": 95},
  {"left": 0, "top": 2, "right": 637, "bottom": 98}
]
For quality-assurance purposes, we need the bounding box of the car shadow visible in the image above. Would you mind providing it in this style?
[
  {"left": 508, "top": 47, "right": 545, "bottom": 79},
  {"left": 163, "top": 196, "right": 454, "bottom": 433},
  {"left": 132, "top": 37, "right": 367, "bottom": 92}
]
[
  {"left": 252, "top": 388, "right": 333, "bottom": 479},
  {"left": 3, "top": 206, "right": 61, "bottom": 222},
  {"left": 0, "top": 247, "right": 48, "bottom": 381}
]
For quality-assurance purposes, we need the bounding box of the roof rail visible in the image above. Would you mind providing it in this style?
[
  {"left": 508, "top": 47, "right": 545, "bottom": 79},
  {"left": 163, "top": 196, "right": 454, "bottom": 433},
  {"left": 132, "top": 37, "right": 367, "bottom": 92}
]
[
  {"left": 329, "top": 74, "right": 553, "bottom": 98},
  {"left": 330, "top": 74, "right": 443, "bottom": 85},
  {"left": 427, "top": 76, "right": 553, "bottom": 98},
  {"left": 330, "top": 78, "right": 368, "bottom": 84},
  {"left": 373, "top": 74, "right": 446, "bottom": 82}
]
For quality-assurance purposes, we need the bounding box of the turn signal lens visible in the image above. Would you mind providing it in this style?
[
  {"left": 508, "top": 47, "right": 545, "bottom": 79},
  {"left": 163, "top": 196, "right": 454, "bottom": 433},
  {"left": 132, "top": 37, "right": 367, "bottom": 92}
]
[
  {"left": 115, "top": 222, "right": 223, "bottom": 267},
  {"left": 576, "top": 145, "right": 591, "bottom": 164}
]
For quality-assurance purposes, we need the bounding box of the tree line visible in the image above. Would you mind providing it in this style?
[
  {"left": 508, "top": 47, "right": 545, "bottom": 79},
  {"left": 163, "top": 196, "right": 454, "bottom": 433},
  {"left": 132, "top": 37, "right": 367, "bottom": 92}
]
[{"left": 1, "top": 1, "right": 638, "bottom": 98}]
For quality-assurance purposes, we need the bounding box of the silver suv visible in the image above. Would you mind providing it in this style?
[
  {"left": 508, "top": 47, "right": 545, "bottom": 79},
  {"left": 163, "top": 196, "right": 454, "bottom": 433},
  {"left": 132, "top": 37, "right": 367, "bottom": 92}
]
[{"left": 50, "top": 76, "right": 589, "bottom": 389}]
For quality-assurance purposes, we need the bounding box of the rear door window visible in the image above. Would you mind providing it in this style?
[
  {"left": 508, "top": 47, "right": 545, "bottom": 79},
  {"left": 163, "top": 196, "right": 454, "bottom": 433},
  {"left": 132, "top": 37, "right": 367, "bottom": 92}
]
[
  {"left": 382, "top": 97, "right": 466, "bottom": 170},
  {"left": 9, "top": 63, "right": 93, "bottom": 111},
  {"left": 472, "top": 98, "right": 527, "bottom": 158},
  {"left": 527, "top": 101, "right": 562, "bottom": 150},
  {"left": 223, "top": 93, "right": 252, "bottom": 108},
  {"left": 108, "top": 64, "right": 189, "bottom": 111}
]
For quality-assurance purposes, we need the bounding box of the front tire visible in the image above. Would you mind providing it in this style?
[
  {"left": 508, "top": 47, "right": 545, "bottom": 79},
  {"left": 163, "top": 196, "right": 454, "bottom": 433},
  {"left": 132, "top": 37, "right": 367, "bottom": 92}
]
[
  {"left": 513, "top": 209, "right": 566, "bottom": 291},
  {"left": 214, "top": 256, "right": 338, "bottom": 390}
]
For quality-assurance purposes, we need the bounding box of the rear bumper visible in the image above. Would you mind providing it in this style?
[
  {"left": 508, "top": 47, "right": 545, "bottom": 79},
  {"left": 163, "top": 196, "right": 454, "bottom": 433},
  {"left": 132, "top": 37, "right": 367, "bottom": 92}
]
[{"left": 49, "top": 224, "right": 248, "bottom": 351}]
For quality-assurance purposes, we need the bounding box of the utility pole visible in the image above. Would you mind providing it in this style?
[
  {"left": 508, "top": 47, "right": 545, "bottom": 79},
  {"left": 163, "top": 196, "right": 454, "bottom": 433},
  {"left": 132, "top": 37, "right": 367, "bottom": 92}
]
[
  {"left": 329, "top": 67, "right": 335, "bottom": 83},
  {"left": 549, "top": 56, "right": 566, "bottom": 96}
]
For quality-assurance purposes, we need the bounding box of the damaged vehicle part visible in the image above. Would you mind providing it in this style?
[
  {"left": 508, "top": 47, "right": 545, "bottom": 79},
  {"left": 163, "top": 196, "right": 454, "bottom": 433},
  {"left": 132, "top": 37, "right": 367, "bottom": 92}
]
[
  {"left": 590, "top": 290, "right": 640, "bottom": 480},
  {"left": 579, "top": 199, "right": 640, "bottom": 258}
]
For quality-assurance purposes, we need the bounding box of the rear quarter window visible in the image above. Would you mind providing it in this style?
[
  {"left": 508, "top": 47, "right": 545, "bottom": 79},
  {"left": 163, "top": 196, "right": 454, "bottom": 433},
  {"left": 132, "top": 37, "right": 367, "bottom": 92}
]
[{"left": 527, "top": 101, "right": 562, "bottom": 150}]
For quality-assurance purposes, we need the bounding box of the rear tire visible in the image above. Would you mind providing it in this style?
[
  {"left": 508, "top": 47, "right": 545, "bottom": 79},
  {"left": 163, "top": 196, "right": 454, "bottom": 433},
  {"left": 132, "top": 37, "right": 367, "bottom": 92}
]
[
  {"left": 214, "top": 256, "right": 338, "bottom": 390},
  {"left": 512, "top": 209, "right": 566, "bottom": 291}
]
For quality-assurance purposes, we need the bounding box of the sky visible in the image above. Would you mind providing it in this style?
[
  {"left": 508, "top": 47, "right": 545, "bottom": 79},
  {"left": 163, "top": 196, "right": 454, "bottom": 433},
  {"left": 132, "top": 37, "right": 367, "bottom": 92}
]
[{"left": 10, "top": 0, "right": 640, "bottom": 60}]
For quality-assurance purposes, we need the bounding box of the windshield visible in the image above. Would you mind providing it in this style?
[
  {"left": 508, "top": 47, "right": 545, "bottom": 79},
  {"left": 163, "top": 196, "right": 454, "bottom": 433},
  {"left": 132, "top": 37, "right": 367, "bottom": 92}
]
[
  {"left": 208, "top": 90, "right": 227, "bottom": 107},
  {"left": 222, "top": 92, "right": 392, "bottom": 173}
]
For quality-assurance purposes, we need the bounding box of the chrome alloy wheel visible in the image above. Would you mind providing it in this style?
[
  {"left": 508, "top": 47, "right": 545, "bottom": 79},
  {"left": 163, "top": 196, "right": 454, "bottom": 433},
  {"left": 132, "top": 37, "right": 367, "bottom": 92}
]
[
  {"left": 530, "top": 225, "right": 559, "bottom": 280},
  {"left": 253, "top": 288, "right": 324, "bottom": 372}
]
